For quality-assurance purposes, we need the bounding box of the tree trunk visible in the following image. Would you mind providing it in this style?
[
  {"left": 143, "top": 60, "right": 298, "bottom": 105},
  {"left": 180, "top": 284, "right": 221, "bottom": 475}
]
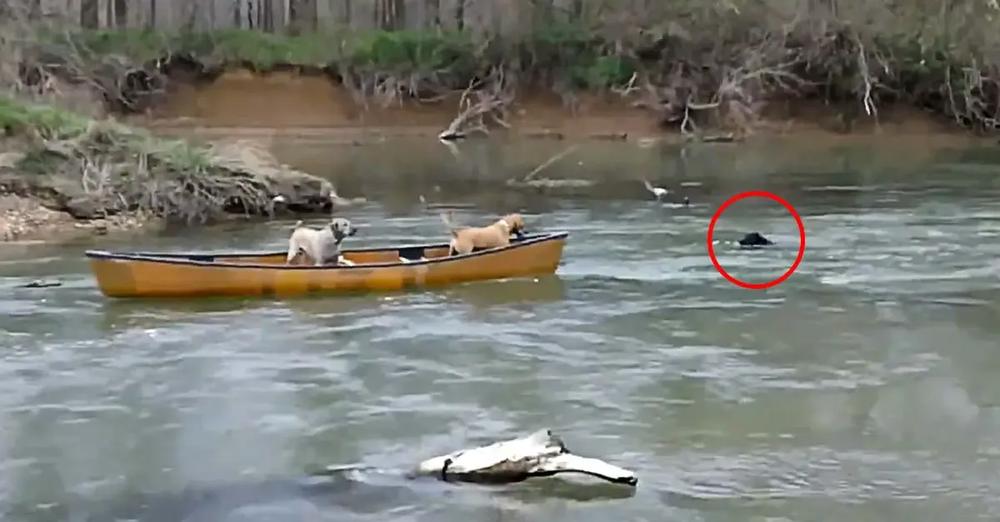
[
  {"left": 536, "top": 0, "right": 553, "bottom": 26},
  {"left": 187, "top": 0, "right": 202, "bottom": 29},
  {"left": 263, "top": 0, "right": 274, "bottom": 31},
  {"left": 426, "top": 0, "right": 440, "bottom": 29},
  {"left": 394, "top": 0, "right": 405, "bottom": 29},
  {"left": 289, "top": 0, "right": 318, "bottom": 33},
  {"left": 114, "top": 0, "right": 127, "bottom": 27},
  {"left": 455, "top": 0, "right": 464, "bottom": 30},
  {"left": 81, "top": 0, "right": 99, "bottom": 28},
  {"left": 376, "top": 0, "right": 397, "bottom": 30}
]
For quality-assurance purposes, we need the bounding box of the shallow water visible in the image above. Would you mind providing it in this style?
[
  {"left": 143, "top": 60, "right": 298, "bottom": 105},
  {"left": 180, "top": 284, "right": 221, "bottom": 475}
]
[{"left": 2, "top": 135, "right": 1000, "bottom": 521}]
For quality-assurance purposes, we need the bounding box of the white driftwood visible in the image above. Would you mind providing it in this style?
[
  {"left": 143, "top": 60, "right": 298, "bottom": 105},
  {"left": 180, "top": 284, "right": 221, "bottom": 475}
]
[{"left": 413, "top": 429, "right": 637, "bottom": 486}]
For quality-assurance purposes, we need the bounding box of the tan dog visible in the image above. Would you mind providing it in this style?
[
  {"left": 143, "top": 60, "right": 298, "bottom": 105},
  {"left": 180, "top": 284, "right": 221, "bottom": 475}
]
[
  {"left": 286, "top": 217, "right": 357, "bottom": 266},
  {"left": 441, "top": 212, "right": 526, "bottom": 256}
]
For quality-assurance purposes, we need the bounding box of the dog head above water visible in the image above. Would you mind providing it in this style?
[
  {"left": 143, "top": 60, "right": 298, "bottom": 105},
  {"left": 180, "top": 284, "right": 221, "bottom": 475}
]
[
  {"left": 500, "top": 213, "right": 526, "bottom": 237},
  {"left": 328, "top": 217, "right": 357, "bottom": 241},
  {"left": 738, "top": 232, "right": 774, "bottom": 248}
]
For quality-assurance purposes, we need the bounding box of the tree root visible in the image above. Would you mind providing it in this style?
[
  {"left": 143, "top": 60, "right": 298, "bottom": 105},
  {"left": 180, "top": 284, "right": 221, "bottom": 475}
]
[{"left": 11, "top": 120, "right": 333, "bottom": 225}]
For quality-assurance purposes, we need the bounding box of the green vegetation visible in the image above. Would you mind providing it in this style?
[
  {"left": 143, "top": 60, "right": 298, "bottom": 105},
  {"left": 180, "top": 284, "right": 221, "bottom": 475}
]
[
  {"left": 31, "top": 24, "right": 643, "bottom": 92},
  {"left": 0, "top": 96, "right": 90, "bottom": 140},
  {"left": 8, "top": 0, "right": 1000, "bottom": 135},
  {"left": 0, "top": 96, "right": 329, "bottom": 223},
  {"left": 58, "top": 29, "right": 338, "bottom": 69}
]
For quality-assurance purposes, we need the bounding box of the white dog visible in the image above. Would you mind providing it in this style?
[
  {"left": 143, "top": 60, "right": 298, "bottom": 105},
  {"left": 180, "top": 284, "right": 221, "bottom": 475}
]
[{"left": 285, "top": 217, "right": 357, "bottom": 266}]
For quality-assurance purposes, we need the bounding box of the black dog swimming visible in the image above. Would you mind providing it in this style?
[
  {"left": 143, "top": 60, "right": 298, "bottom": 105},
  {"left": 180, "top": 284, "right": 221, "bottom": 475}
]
[{"left": 738, "top": 232, "right": 774, "bottom": 248}]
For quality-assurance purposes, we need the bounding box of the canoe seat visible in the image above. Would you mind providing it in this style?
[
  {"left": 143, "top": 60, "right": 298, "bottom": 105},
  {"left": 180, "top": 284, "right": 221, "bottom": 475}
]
[{"left": 398, "top": 246, "right": 427, "bottom": 261}]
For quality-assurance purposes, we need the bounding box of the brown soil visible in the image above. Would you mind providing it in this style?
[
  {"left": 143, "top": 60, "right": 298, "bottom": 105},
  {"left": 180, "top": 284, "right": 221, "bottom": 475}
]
[
  {"left": 132, "top": 69, "right": 981, "bottom": 144},
  {"left": 135, "top": 69, "right": 684, "bottom": 140}
]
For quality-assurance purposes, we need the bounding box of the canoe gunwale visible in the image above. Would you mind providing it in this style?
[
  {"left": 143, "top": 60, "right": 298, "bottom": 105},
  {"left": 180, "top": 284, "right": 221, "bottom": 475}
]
[{"left": 84, "top": 232, "right": 569, "bottom": 270}]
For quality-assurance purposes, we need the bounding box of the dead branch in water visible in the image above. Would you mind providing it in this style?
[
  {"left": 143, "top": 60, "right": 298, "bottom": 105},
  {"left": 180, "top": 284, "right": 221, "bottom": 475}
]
[
  {"left": 506, "top": 144, "right": 590, "bottom": 191},
  {"left": 439, "top": 67, "right": 515, "bottom": 141},
  {"left": 523, "top": 144, "right": 580, "bottom": 181}
]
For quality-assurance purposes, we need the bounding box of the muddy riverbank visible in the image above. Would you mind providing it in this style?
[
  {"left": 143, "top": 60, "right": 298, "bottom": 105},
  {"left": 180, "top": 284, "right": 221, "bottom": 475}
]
[
  {"left": 133, "top": 69, "right": 972, "bottom": 144},
  {"left": 3, "top": 65, "right": 995, "bottom": 244}
]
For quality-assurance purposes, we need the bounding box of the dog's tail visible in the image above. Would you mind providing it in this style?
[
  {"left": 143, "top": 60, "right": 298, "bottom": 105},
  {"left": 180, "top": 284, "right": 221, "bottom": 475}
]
[
  {"left": 440, "top": 211, "right": 460, "bottom": 238},
  {"left": 642, "top": 179, "right": 655, "bottom": 193},
  {"left": 292, "top": 219, "right": 304, "bottom": 230}
]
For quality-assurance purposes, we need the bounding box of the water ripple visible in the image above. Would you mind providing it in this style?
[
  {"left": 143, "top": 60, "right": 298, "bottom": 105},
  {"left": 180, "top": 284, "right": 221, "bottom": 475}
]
[{"left": 3, "top": 156, "right": 1000, "bottom": 521}]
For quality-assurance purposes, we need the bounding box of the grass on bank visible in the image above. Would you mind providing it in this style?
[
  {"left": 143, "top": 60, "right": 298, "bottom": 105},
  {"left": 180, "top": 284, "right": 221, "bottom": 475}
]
[
  {"left": 0, "top": 95, "right": 91, "bottom": 140},
  {"left": 38, "top": 26, "right": 636, "bottom": 91},
  {"left": 0, "top": 96, "right": 298, "bottom": 223}
]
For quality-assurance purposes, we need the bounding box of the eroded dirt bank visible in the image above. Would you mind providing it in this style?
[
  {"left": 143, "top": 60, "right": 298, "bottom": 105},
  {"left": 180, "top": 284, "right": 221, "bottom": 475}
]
[
  {"left": 134, "top": 69, "right": 976, "bottom": 144},
  {"left": 5, "top": 68, "right": 995, "bottom": 244}
]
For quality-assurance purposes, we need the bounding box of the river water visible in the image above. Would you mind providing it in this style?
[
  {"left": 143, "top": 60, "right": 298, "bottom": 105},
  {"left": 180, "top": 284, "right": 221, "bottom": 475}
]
[{"left": 2, "top": 135, "right": 1000, "bottom": 521}]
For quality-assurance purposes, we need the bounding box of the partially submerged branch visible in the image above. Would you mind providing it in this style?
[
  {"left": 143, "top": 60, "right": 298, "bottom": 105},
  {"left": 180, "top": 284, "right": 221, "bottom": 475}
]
[
  {"left": 506, "top": 144, "right": 592, "bottom": 190},
  {"left": 523, "top": 144, "right": 579, "bottom": 181}
]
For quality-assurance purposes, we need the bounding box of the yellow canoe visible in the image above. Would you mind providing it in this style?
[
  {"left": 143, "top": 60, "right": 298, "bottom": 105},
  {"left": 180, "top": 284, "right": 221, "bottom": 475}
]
[{"left": 85, "top": 232, "right": 568, "bottom": 298}]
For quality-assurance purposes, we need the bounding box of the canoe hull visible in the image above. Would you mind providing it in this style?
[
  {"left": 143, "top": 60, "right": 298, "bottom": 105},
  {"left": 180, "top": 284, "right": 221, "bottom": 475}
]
[{"left": 86, "top": 233, "right": 567, "bottom": 298}]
